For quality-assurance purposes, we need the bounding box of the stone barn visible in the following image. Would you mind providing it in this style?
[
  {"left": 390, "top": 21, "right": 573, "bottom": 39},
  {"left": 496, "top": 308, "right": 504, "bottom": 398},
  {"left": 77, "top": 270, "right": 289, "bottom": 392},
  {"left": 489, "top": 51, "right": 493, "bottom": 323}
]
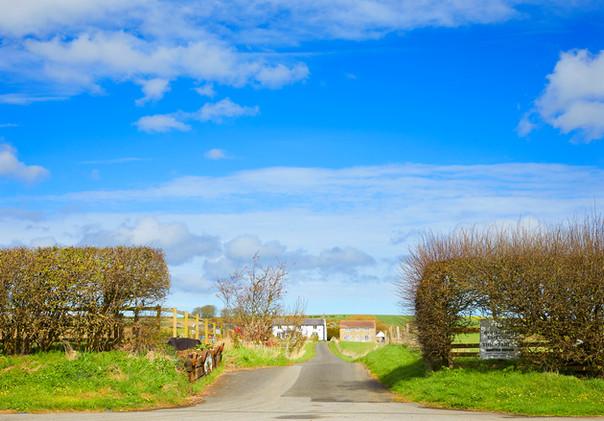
[{"left": 339, "top": 320, "right": 376, "bottom": 342}]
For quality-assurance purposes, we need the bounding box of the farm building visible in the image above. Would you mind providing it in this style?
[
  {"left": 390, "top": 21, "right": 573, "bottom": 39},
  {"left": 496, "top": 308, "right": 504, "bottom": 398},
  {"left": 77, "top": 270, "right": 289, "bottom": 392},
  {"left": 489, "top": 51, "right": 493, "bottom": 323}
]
[
  {"left": 272, "top": 318, "right": 327, "bottom": 341},
  {"left": 339, "top": 320, "right": 376, "bottom": 342}
]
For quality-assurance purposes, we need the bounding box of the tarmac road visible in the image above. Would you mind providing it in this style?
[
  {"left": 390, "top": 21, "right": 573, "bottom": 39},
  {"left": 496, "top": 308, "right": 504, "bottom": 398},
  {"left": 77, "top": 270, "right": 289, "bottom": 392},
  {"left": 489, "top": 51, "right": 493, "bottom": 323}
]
[{"left": 1, "top": 342, "right": 602, "bottom": 421}]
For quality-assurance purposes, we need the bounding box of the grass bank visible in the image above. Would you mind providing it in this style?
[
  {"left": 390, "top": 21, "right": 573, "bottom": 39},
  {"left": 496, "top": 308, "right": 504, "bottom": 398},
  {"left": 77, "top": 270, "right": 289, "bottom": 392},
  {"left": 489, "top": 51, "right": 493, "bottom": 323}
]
[
  {"left": 226, "top": 341, "right": 317, "bottom": 368},
  {"left": 0, "top": 341, "right": 316, "bottom": 413},
  {"left": 361, "top": 345, "right": 604, "bottom": 417},
  {"left": 0, "top": 350, "right": 222, "bottom": 412}
]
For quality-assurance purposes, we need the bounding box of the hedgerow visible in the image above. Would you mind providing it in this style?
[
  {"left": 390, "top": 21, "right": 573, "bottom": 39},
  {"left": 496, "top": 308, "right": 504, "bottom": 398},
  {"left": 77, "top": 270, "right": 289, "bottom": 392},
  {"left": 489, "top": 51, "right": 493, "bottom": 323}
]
[
  {"left": 403, "top": 216, "right": 604, "bottom": 375},
  {"left": 0, "top": 247, "right": 169, "bottom": 354}
]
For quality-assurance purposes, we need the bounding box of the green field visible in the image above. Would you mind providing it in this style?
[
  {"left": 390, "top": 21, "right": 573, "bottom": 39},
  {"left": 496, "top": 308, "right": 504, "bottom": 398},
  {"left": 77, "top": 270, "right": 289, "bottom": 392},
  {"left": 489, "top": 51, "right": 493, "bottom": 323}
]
[
  {"left": 311, "top": 314, "right": 412, "bottom": 326},
  {"left": 0, "top": 342, "right": 317, "bottom": 412},
  {"left": 361, "top": 344, "right": 604, "bottom": 416}
]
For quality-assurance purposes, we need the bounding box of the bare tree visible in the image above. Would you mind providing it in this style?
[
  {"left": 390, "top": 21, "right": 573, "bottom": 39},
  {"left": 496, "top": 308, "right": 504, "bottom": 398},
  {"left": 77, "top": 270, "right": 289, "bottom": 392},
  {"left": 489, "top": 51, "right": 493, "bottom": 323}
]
[{"left": 216, "top": 256, "right": 287, "bottom": 344}]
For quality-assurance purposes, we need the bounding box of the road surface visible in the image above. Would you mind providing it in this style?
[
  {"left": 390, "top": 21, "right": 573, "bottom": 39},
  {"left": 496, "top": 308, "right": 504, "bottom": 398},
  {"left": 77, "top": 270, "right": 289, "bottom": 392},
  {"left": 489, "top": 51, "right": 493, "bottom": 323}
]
[{"left": 1, "top": 342, "right": 601, "bottom": 420}]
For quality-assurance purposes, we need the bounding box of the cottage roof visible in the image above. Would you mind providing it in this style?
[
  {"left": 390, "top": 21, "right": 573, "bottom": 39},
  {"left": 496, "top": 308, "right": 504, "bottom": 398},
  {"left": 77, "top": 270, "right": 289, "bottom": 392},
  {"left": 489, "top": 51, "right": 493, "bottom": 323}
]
[{"left": 340, "top": 320, "right": 376, "bottom": 329}]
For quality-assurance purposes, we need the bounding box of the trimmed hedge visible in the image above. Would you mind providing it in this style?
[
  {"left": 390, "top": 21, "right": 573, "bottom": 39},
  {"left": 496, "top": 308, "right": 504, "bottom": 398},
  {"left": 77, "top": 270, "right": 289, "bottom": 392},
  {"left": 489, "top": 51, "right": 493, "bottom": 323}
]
[
  {"left": 0, "top": 247, "right": 169, "bottom": 354},
  {"left": 404, "top": 217, "right": 604, "bottom": 375}
]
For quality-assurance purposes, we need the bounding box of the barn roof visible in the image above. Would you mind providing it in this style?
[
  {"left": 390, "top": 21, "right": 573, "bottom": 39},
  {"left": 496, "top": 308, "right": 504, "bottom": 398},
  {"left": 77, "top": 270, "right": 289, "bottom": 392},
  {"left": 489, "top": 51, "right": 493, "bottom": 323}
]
[{"left": 340, "top": 320, "right": 376, "bottom": 329}]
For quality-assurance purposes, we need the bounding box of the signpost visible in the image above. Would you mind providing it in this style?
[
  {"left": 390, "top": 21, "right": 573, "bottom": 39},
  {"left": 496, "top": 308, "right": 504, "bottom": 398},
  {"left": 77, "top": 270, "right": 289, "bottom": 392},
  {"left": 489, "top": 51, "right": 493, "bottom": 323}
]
[{"left": 480, "top": 319, "right": 519, "bottom": 360}]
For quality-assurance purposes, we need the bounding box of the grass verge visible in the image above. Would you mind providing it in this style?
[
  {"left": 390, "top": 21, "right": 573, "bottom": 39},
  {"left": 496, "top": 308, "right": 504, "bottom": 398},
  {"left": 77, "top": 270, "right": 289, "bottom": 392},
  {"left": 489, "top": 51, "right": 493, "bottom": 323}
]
[
  {"left": 361, "top": 344, "right": 604, "bottom": 417},
  {"left": 328, "top": 340, "right": 377, "bottom": 362},
  {"left": 0, "top": 350, "right": 222, "bottom": 413},
  {"left": 0, "top": 341, "right": 317, "bottom": 413},
  {"left": 225, "top": 341, "right": 316, "bottom": 368}
]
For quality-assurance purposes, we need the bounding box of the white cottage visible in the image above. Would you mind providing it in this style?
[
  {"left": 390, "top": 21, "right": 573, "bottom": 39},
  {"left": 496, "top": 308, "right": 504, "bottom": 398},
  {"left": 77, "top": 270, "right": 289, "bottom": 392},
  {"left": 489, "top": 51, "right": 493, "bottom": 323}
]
[{"left": 272, "top": 318, "right": 327, "bottom": 341}]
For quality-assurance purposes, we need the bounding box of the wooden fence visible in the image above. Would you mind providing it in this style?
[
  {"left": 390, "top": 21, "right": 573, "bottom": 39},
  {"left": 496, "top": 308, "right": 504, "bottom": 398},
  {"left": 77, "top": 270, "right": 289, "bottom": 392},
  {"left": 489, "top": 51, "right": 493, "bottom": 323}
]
[{"left": 111, "top": 306, "right": 224, "bottom": 344}]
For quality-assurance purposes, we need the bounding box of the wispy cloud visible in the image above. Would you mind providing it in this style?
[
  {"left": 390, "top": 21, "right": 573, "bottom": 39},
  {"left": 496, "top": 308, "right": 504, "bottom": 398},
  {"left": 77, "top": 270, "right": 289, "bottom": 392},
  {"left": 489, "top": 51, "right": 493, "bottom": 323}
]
[
  {"left": 194, "top": 84, "right": 215, "bottom": 98},
  {"left": 79, "top": 157, "right": 147, "bottom": 165},
  {"left": 24, "top": 163, "right": 604, "bottom": 224},
  {"left": 135, "top": 78, "right": 171, "bottom": 105},
  {"left": 0, "top": 1, "right": 556, "bottom": 104},
  {"left": 135, "top": 98, "right": 259, "bottom": 133},
  {"left": 0, "top": 93, "right": 65, "bottom": 105},
  {"left": 135, "top": 114, "right": 191, "bottom": 133},
  {"left": 197, "top": 98, "right": 259, "bottom": 123},
  {"left": 0, "top": 123, "right": 18, "bottom": 128},
  {"left": 204, "top": 148, "right": 228, "bottom": 160}
]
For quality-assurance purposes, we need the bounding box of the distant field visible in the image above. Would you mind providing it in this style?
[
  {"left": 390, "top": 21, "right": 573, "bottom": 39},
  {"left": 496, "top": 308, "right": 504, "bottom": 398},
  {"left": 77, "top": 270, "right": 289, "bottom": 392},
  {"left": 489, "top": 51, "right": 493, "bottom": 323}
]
[
  {"left": 309, "top": 314, "right": 413, "bottom": 326},
  {"left": 328, "top": 340, "right": 377, "bottom": 362}
]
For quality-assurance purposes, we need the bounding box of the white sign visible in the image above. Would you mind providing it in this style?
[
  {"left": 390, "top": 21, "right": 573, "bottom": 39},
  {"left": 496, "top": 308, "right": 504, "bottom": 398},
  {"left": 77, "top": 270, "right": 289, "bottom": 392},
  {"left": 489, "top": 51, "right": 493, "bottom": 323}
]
[{"left": 480, "top": 320, "right": 519, "bottom": 360}]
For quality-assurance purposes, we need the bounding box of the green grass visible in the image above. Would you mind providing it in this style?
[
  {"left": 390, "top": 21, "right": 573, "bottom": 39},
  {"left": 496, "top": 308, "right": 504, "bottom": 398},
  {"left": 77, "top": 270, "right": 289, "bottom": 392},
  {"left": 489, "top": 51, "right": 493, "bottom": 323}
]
[
  {"left": 327, "top": 340, "right": 354, "bottom": 362},
  {"left": 0, "top": 341, "right": 317, "bottom": 413},
  {"left": 0, "top": 350, "right": 222, "bottom": 412},
  {"left": 328, "top": 341, "right": 377, "bottom": 362},
  {"left": 226, "top": 341, "right": 316, "bottom": 368},
  {"left": 361, "top": 344, "right": 604, "bottom": 416},
  {"left": 375, "top": 315, "right": 413, "bottom": 326},
  {"left": 339, "top": 341, "right": 377, "bottom": 355}
]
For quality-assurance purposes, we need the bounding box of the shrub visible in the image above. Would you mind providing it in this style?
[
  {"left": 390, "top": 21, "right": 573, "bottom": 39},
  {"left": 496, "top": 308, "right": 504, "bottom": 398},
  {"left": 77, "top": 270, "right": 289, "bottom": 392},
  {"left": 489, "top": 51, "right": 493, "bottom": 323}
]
[
  {"left": 0, "top": 247, "right": 169, "bottom": 354},
  {"left": 403, "top": 216, "right": 604, "bottom": 375}
]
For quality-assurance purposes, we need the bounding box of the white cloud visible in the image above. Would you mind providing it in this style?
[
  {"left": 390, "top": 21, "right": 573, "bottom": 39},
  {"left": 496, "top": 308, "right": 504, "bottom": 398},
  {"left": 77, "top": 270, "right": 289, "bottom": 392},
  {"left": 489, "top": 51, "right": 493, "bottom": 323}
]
[
  {"left": 197, "top": 98, "right": 259, "bottom": 123},
  {"left": 136, "top": 98, "right": 258, "bottom": 132},
  {"left": 0, "top": 0, "right": 558, "bottom": 102},
  {"left": 0, "top": 0, "right": 140, "bottom": 37},
  {"left": 204, "top": 148, "right": 227, "bottom": 160},
  {"left": 527, "top": 49, "right": 604, "bottom": 141},
  {"left": 255, "top": 63, "right": 309, "bottom": 89},
  {"left": 136, "top": 78, "right": 170, "bottom": 105},
  {"left": 135, "top": 114, "right": 191, "bottom": 133},
  {"left": 204, "top": 234, "right": 375, "bottom": 279},
  {"left": 1, "top": 29, "right": 308, "bottom": 96},
  {"left": 79, "top": 217, "right": 221, "bottom": 264},
  {"left": 0, "top": 144, "right": 49, "bottom": 183},
  {"left": 516, "top": 112, "right": 537, "bottom": 136},
  {"left": 224, "top": 235, "right": 287, "bottom": 262},
  {"left": 0, "top": 123, "right": 18, "bottom": 128},
  {"left": 195, "top": 84, "right": 216, "bottom": 98}
]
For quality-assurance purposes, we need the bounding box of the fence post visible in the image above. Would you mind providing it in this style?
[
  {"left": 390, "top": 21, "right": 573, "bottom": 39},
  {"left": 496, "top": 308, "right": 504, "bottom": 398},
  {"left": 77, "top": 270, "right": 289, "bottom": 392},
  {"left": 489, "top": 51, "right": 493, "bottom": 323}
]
[
  {"left": 156, "top": 305, "right": 162, "bottom": 332},
  {"left": 172, "top": 307, "right": 177, "bottom": 337},
  {"left": 184, "top": 312, "right": 189, "bottom": 338},
  {"left": 204, "top": 318, "right": 209, "bottom": 344},
  {"left": 195, "top": 314, "right": 200, "bottom": 340}
]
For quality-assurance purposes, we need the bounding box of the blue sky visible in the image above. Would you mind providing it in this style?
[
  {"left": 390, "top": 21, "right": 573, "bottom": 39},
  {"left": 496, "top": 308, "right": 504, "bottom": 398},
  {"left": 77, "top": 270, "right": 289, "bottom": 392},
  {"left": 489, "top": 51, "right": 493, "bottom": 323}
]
[{"left": 1, "top": 1, "right": 604, "bottom": 314}]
